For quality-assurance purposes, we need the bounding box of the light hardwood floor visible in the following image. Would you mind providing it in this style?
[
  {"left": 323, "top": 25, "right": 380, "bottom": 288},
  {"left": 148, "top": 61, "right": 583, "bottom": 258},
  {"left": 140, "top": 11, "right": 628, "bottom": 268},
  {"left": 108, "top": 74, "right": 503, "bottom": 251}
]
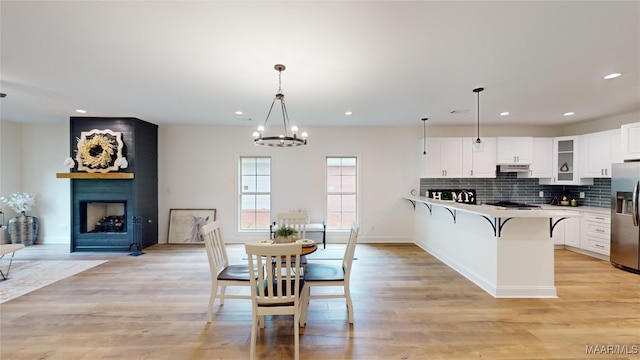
[{"left": 1, "top": 243, "right": 639, "bottom": 360}]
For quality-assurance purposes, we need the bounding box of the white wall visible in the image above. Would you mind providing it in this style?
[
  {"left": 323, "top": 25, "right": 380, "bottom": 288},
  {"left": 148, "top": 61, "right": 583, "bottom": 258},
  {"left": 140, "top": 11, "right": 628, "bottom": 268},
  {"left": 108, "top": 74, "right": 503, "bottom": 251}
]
[
  {"left": 0, "top": 120, "right": 71, "bottom": 244},
  {"left": 3, "top": 110, "right": 637, "bottom": 247},
  {"left": 159, "top": 125, "right": 420, "bottom": 244}
]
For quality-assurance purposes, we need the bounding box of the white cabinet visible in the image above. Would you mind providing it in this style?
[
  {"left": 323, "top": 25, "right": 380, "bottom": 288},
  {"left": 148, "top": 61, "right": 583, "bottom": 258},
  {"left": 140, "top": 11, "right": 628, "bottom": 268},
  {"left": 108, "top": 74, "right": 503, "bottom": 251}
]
[
  {"left": 552, "top": 216, "right": 580, "bottom": 246},
  {"left": 620, "top": 122, "right": 640, "bottom": 160},
  {"left": 580, "top": 129, "right": 621, "bottom": 178},
  {"left": 563, "top": 217, "right": 581, "bottom": 248},
  {"left": 496, "top": 137, "right": 533, "bottom": 165},
  {"left": 529, "top": 137, "right": 553, "bottom": 178},
  {"left": 580, "top": 212, "right": 610, "bottom": 256},
  {"left": 423, "top": 138, "right": 464, "bottom": 178},
  {"left": 540, "top": 136, "right": 593, "bottom": 185},
  {"left": 462, "top": 137, "right": 496, "bottom": 178}
]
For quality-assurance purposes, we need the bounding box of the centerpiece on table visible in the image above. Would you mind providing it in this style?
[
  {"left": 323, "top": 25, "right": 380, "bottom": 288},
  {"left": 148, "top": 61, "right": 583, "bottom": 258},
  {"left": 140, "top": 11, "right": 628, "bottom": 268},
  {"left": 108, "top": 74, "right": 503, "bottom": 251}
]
[
  {"left": 274, "top": 226, "right": 297, "bottom": 243},
  {"left": 0, "top": 192, "right": 39, "bottom": 246}
]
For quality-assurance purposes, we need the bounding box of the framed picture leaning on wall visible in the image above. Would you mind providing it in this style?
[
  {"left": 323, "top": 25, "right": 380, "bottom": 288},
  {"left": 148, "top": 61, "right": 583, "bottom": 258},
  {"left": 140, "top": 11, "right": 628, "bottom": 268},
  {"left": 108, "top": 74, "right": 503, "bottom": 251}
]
[{"left": 168, "top": 209, "right": 216, "bottom": 244}]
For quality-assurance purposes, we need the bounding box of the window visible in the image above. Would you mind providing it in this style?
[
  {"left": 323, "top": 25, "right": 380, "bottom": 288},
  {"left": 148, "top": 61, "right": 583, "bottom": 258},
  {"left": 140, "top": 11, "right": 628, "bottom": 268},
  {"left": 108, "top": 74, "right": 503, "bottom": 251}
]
[
  {"left": 240, "top": 157, "right": 271, "bottom": 230},
  {"left": 326, "top": 157, "right": 357, "bottom": 230}
]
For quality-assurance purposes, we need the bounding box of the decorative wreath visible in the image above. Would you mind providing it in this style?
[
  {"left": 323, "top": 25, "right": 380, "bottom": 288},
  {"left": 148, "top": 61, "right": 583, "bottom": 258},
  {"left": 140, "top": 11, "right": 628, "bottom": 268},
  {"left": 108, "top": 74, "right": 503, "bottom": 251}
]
[{"left": 76, "top": 129, "right": 124, "bottom": 173}]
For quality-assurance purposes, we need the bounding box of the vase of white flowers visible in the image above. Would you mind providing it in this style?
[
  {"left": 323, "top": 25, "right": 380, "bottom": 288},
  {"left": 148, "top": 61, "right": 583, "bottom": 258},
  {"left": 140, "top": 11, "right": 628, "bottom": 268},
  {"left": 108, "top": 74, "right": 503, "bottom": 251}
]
[{"left": 1, "top": 192, "right": 38, "bottom": 246}]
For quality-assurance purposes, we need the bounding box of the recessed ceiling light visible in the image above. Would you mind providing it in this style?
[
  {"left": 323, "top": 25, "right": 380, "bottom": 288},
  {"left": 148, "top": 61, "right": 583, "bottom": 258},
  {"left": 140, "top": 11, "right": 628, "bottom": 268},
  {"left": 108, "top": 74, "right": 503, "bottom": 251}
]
[
  {"left": 564, "top": 112, "right": 575, "bottom": 116},
  {"left": 500, "top": 112, "right": 509, "bottom": 116},
  {"left": 235, "top": 111, "right": 243, "bottom": 115},
  {"left": 75, "top": 109, "right": 86, "bottom": 114},
  {"left": 345, "top": 111, "right": 353, "bottom": 115},
  {"left": 604, "top": 72, "right": 621, "bottom": 80}
]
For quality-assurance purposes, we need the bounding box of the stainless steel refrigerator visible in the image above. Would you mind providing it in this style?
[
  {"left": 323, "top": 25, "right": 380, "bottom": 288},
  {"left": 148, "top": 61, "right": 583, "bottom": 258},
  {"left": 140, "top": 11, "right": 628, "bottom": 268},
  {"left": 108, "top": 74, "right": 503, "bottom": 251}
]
[{"left": 611, "top": 162, "right": 640, "bottom": 273}]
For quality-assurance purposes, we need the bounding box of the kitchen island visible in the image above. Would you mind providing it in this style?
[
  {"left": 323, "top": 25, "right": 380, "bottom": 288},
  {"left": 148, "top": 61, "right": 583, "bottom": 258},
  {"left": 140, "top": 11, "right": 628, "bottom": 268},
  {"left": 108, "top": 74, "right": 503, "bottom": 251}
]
[{"left": 405, "top": 196, "right": 580, "bottom": 298}]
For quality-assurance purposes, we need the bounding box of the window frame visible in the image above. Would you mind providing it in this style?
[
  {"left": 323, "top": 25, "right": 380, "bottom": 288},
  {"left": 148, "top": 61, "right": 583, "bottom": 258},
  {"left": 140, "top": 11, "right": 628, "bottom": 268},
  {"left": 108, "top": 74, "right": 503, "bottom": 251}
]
[
  {"left": 239, "top": 156, "right": 272, "bottom": 231},
  {"left": 325, "top": 156, "right": 359, "bottom": 231}
]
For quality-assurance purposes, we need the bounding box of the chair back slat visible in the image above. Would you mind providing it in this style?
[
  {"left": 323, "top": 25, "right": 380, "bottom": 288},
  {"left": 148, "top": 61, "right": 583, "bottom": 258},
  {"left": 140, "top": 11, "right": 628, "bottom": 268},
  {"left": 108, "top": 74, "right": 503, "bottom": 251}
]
[
  {"left": 246, "top": 243, "right": 302, "bottom": 305},
  {"left": 201, "top": 220, "right": 227, "bottom": 276}
]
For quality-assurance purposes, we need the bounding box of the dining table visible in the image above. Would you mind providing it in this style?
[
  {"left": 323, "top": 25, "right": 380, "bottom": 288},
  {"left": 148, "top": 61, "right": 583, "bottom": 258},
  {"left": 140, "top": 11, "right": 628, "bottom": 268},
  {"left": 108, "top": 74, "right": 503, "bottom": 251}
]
[{"left": 258, "top": 239, "right": 318, "bottom": 257}]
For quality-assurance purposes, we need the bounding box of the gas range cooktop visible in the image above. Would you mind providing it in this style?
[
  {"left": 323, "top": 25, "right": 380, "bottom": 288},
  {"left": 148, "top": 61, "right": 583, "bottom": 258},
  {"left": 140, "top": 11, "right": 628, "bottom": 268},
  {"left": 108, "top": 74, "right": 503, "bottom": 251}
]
[{"left": 485, "top": 201, "right": 541, "bottom": 209}]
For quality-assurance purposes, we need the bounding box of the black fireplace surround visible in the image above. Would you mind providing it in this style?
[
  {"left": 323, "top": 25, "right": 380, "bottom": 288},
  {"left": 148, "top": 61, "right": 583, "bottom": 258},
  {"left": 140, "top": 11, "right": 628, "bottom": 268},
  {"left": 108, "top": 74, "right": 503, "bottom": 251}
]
[{"left": 69, "top": 117, "right": 158, "bottom": 252}]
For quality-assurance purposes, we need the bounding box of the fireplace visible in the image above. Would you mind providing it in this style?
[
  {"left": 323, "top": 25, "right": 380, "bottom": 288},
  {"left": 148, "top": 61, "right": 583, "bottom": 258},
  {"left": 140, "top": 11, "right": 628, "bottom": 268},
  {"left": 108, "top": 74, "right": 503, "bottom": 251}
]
[
  {"left": 63, "top": 117, "right": 158, "bottom": 252},
  {"left": 81, "top": 201, "right": 126, "bottom": 233}
]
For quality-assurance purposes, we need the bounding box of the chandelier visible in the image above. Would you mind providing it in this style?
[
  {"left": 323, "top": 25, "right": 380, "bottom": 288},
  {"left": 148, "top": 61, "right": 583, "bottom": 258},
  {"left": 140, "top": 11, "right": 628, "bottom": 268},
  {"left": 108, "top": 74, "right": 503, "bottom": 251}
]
[{"left": 253, "top": 64, "right": 308, "bottom": 147}]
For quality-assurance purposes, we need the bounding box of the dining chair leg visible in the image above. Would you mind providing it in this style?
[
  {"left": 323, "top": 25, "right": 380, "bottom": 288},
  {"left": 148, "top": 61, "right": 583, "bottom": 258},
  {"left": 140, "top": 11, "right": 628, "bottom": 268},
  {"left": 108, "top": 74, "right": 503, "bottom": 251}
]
[
  {"left": 219, "top": 285, "right": 226, "bottom": 305},
  {"left": 250, "top": 313, "right": 258, "bottom": 360},
  {"left": 300, "top": 285, "right": 311, "bottom": 327},
  {"left": 207, "top": 284, "right": 217, "bottom": 323},
  {"left": 345, "top": 287, "right": 354, "bottom": 324},
  {"left": 294, "top": 309, "right": 300, "bottom": 360}
]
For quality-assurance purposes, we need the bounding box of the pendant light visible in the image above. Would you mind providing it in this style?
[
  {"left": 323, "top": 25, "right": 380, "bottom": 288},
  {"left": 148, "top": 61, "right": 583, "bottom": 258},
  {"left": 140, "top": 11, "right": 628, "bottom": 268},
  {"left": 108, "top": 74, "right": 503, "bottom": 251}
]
[
  {"left": 422, "top": 118, "right": 428, "bottom": 155},
  {"left": 252, "top": 64, "right": 308, "bottom": 147},
  {"left": 472, "top": 87, "right": 484, "bottom": 152}
]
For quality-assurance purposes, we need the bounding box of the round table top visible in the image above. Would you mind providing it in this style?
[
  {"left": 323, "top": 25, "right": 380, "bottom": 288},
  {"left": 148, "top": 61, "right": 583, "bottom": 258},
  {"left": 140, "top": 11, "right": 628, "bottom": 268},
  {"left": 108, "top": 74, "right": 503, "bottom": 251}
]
[
  {"left": 300, "top": 243, "right": 318, "bottom": 256},
  {"left": 257, "top": 239, "right": 318, "bottom": 256}
]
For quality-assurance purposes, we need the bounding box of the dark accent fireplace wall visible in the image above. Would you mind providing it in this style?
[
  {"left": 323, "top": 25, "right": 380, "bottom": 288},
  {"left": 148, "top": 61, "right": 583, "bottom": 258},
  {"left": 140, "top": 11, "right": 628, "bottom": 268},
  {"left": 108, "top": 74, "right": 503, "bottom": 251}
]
[{"left": 69, "top": 117, "right": 158, "bottom": 252}]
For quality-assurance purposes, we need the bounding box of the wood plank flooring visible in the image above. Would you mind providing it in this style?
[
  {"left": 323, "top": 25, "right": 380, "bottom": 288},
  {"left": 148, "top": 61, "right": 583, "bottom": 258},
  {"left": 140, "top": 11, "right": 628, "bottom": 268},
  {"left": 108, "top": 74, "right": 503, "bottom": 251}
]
[{"left": 1, "top": 243, "right": 638, "bottom": 360}]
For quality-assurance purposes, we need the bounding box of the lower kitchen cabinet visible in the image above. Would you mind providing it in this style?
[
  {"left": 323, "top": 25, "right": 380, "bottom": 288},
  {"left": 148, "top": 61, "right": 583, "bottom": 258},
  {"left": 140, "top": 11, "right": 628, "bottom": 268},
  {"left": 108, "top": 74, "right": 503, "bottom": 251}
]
[
  {"left": 550, "top": 207, "right": 610, "bottom": 259},
  {"left": 580, "top": 212, "right": 611, "bottom": 256},
  {"left": 551, "top": 216, "right": 580, "bottom": 246},
  {"left": 563, "top": 217, "right": 581, "bottom": 247}
]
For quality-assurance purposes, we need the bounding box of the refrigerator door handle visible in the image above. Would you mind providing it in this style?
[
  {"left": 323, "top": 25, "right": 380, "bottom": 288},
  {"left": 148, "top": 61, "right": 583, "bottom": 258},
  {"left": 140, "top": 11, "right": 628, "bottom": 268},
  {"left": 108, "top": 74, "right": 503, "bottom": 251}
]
[{"left": 633, "top": 180, "right": 639, "bottom": 227}]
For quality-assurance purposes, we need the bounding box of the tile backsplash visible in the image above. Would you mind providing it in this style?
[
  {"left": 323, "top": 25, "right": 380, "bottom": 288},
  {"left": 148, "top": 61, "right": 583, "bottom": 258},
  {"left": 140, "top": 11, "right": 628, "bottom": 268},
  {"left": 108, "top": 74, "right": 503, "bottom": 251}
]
[{"left": 420, "top": 172, "right": 611, "bottom": 208}]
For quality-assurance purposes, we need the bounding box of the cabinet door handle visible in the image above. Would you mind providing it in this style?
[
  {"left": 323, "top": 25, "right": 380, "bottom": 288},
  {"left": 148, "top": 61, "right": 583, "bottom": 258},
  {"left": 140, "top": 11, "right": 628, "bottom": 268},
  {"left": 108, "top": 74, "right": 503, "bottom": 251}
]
[
  {"left": 595, "top": 243, "right": 604, "bottom": 249},
  {"left": 595, "top": 217, "right": 605, "bottom": 221},
  {"left": 596, "top": 229, "right": 605, "bottom": 233}
]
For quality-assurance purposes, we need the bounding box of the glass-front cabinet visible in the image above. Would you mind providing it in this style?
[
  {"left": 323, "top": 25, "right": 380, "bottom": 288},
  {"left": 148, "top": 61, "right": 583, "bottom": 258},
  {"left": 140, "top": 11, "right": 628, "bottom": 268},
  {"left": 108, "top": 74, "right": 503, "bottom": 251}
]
[
  {"left": 540, "top": 136, "right": 593, "bottom": 186},
  {"left": 556, "top": 137, "right": 575, "bottom": 182}
]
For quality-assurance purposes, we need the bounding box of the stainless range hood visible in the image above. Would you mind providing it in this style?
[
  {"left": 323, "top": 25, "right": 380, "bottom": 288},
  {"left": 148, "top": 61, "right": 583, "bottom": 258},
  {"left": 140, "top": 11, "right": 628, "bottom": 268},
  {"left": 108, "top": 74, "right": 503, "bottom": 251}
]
[{"left": 499, "top": 164, "right": 530, "bottom": 172}]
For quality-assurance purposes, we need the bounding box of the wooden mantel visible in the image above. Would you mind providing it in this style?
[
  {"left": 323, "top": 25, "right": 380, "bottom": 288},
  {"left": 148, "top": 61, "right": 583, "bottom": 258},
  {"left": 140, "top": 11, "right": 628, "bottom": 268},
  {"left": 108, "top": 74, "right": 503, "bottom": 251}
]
[{"left": 56, "top": 172, "right": 134, "bottom": 179}]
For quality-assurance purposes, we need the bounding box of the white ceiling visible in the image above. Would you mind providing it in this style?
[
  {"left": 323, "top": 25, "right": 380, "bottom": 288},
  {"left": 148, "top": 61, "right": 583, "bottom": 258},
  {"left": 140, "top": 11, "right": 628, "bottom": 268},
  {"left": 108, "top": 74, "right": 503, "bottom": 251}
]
[{"left": 1, "top": 1, "right": 639, "bottom": 128}]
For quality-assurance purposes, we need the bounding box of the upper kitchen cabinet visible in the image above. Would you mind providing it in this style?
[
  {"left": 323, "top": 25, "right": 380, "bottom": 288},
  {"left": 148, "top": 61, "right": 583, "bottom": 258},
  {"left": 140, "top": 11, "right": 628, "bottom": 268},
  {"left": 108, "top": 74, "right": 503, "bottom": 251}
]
[
  {"left": 496, "top": 137, "right": 533, "bottom": 165},
  {"left": 423, "top": 137, "right": 464, "bottom": 178},
  {"left": 620, "top": 122, "right": 640, "bottom": 160},
  {"left": 529, "top": 137, "right": 553, "bottom": 178},
  {"left": 540, "top": 136, "right": 593, "bottom": 185},
  {"left": 580, "top": 129, "right": 622, "bottom": 178},
  {"left": 462, "top": 137, "right": 497, "bottom": 178}
]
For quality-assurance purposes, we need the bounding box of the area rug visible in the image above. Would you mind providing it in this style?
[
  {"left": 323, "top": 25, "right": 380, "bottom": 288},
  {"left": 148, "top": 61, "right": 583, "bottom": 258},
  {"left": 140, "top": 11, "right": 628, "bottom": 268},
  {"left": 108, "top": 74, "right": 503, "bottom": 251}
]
[{"left": 0, "top": 260, "right": 107, "bottom": 303}]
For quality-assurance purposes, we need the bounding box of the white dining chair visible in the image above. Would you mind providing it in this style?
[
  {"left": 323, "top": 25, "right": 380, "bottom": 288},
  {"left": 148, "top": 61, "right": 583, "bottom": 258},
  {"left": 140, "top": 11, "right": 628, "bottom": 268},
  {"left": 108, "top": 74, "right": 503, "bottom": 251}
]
[
  {"left": 275, "top": 212, "right": 308, "bottom": 241},
  {"left": 201, "top": 220, "right": 254, "bottom": 322},
  {"left": 300, "top": 222, "right": 359, "bottom": 327},
  {"left": 245, "top": 242, "right": 303, "bottom": 360}
]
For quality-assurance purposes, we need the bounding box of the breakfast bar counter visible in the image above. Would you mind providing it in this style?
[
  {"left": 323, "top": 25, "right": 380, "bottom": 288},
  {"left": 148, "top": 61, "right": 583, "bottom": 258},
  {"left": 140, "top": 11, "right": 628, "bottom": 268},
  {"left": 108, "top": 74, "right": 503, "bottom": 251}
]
[{"left": 404, "top": 196, "right": 580, "bottom": 298}]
